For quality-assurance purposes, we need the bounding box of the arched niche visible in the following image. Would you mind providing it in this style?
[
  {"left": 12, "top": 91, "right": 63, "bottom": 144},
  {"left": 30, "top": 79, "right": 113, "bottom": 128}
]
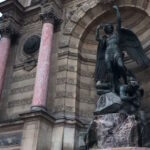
[
  {"left": 59, "top": 0, "right": 150, "bottom": 123},
  {"left": 77, "top": 6, "right": 150, "bottom": 122}
]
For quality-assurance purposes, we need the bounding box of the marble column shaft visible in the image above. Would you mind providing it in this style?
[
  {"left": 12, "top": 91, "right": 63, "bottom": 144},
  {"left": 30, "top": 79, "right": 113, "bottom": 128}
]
[
  {"left": 0, "top": 32, "right": 11, "bottom": 97},
  {"left": 32, "top": 11, "right": 62, "bottom": 110}
]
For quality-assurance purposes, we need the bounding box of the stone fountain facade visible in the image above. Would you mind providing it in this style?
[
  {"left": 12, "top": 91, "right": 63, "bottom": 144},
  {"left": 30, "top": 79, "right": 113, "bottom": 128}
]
[{"left": 0, "top": 0, "right": 150, "bottom": 150}]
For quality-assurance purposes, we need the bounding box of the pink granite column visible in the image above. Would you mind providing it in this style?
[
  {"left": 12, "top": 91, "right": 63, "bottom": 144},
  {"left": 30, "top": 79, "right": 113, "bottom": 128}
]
[
  {"left": 0, "top": 36, "right": 11, "bottom": 97},
  {"left": 0, "top": 24, "right": 17, "bottom": 98},
  {"left": 31, "top": 12, "right": 62, "bottom": 111}
]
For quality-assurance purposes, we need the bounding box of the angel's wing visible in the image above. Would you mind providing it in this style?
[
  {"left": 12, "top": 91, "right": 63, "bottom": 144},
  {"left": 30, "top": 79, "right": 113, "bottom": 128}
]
[
  {"left": 95, "top": 37, "right": 110, "bottom": 82},
  {"left": 119, "top": 28, "right": 150, "bottom": 67}
]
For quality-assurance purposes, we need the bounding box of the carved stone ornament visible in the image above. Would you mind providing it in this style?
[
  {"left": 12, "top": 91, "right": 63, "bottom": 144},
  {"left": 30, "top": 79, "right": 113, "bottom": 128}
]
[
  {"left": 0, "top": 13, "right": 19, "bottom": 43},
  {"left": 23, "top": 59, "right": 37, "bottom": 71},
  {"left": 40, "top": 2, "right": 63, "bottom": 31},
  {"left": 21, "top": 35, "right": 41, "bottom": 71}
]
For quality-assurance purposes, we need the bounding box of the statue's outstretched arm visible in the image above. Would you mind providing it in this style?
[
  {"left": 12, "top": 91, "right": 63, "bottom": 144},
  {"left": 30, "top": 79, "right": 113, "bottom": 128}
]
[{"left": 113, "top": 5, "right": 121, "bottom": 32}]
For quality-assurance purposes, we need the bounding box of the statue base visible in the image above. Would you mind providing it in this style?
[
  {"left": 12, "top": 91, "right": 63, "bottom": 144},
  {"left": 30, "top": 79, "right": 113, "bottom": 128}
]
[
  {"left": 87, "top": 113, "right": 139, "bottom": 149},
  {"left": 85, "top": 93, "right": 150, "bottom": 149}
]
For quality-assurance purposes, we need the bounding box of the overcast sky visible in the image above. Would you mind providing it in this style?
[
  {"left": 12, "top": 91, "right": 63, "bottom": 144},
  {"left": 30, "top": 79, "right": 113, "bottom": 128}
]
[
  {"left": 0, "top": 0, "right": 6, "bottom": 17},
  {"left": 0, "top": 0, "right": 6, "bottom": 2}
]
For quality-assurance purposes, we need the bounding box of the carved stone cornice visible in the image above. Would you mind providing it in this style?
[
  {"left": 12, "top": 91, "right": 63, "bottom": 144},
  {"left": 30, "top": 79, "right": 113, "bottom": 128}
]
[{"left": 40, "top": 2, "right": 63, "bottom": 31}]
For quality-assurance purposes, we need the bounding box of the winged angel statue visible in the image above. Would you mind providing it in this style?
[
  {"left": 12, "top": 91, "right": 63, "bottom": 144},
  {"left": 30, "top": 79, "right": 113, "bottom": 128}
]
[{"left": 95, "top": 5, "right": 150, "bottom": 94}]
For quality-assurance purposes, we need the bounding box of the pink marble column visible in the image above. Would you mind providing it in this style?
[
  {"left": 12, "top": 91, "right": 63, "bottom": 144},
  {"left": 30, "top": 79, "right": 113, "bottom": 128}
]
[
  {"left": 31, "top": 12, "right": 61, "bottom": 111},
  {"left": 0, "top": 35, "right": 11, "bottom": 97}
]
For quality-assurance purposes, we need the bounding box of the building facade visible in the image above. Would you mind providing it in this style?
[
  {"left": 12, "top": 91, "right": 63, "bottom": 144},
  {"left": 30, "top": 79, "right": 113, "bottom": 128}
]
[{"left": 0, "top": 0, "right": 150, "bottom": 149}]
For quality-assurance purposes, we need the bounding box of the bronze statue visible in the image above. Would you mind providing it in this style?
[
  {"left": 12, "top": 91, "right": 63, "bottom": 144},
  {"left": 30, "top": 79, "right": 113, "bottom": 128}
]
[
  {"left": 95, "top": 5, "right": 150, "bottom": 93},
  {"left": 85, "top": 5, "right": 150, "bottom": 149}
]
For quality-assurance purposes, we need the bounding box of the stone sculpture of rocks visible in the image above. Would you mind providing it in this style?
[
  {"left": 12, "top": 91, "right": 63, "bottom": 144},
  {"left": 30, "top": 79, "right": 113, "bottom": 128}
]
[{"left": 84, "top": 92, "right": 139, "bottom": 149}]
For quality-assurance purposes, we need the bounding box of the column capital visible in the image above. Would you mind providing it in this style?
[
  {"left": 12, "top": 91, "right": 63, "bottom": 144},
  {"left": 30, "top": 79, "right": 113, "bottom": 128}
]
[
  {"left": 40, "top": 2, "right": 63, "bottom": 31},
  {"left": 0, "top": 25, "right": 16, "bottom": 38},
  {"left": 0, "top": 14, "right": 19, "bottom": 43},
  {"left": 40, "top": 11, "right": 62, "bottom": 26}
]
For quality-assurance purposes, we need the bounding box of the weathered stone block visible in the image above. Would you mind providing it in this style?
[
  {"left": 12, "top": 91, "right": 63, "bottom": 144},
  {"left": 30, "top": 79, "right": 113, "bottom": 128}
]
[{"left": 94, "top": 92, "right": 122, "bottom": 115}]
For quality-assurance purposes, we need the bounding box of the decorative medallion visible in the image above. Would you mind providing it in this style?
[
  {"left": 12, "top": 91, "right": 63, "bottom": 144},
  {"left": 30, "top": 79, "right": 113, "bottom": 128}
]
[
  {"left": 23, "top": 35, "right": 40, "bottom": 55},
  {"left": 21, "top": 35, "right": 41, "bottom": 71}
]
